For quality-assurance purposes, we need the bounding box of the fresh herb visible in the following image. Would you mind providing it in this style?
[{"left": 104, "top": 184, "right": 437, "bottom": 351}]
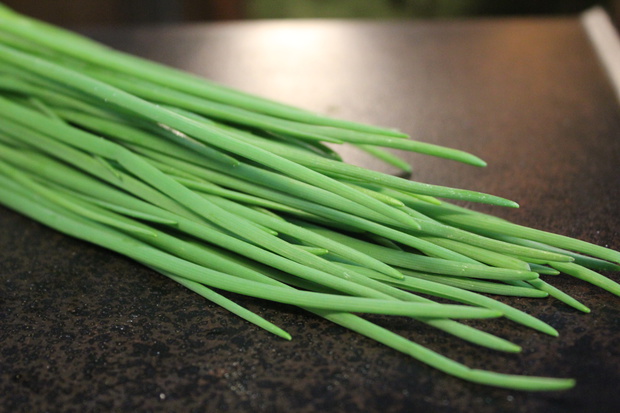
[{"left": 0, "top": 4, "right": 618, "bottom": 391}]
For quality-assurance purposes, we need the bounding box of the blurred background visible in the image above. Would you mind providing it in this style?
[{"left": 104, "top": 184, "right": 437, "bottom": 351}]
[{"left": 1, "top": 0, "right": 618, "bottom": 27}]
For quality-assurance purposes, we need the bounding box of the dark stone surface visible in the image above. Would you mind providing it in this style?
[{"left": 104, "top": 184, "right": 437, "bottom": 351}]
[{"left": 1, "top": 17, "right": 619, "bottom": 412}]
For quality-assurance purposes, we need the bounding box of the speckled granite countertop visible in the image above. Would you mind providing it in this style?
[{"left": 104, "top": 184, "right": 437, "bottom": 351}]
[{"left": 1, "top": 16, "right": 619, "bottom": 413}]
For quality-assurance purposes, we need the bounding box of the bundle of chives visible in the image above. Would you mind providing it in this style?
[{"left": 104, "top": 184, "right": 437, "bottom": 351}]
[{"left": 0, "top": 4, "right": 618, "bottom": 391}]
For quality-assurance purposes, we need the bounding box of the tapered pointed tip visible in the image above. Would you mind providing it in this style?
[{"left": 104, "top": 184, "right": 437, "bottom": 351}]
[
  {"left": 462, "top": 154, "right": 488, "bottom": 167},
  {"left": 279, "top": 331, "right": 293, "bottom": 341}
]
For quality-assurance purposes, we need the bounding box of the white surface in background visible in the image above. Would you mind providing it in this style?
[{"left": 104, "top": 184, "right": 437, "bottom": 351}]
[{"left": 582, "top": 6, "right": 620, "bottom": 105}]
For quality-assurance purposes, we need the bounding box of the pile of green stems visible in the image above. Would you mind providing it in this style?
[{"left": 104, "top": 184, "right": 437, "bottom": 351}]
[{"left": 0, "top": 4, "right": 619, "bottom": 392}]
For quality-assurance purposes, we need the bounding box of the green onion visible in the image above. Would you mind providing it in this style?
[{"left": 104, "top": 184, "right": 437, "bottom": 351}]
[{"left": 1, "top": 4, "right": 617, "bottom": 391}]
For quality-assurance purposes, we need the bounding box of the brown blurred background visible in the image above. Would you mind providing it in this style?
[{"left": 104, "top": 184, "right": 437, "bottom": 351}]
[{"left": 1, "top": 0, "right": 618, "bottom": 27}]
